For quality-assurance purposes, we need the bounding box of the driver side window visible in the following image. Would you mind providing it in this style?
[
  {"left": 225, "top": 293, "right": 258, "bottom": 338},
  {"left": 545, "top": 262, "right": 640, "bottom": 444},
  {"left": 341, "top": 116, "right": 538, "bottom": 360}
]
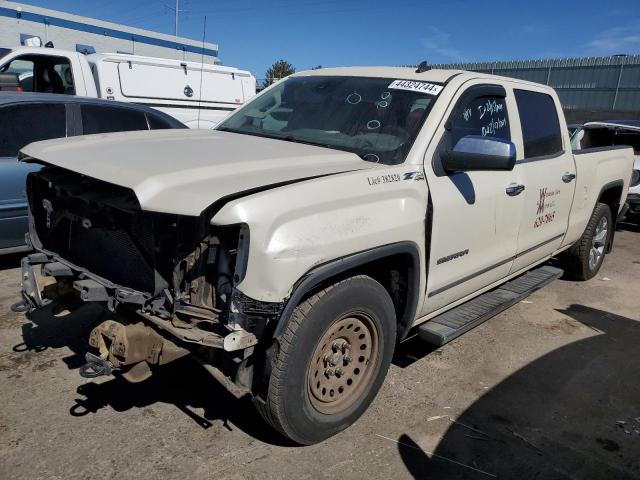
[
  {"left": 449, "top": 95, "right": 511, "bottom": 146},
  {"left": 433, "top": 87, "right": 511, "bottom": 176}
]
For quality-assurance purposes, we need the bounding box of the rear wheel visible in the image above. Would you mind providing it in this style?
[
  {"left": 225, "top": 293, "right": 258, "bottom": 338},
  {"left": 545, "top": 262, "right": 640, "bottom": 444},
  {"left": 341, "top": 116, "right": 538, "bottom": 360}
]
[
  {"left": 562, "top": 202, "right": 612, "bottom": 280},
  {"left": 255, "top": 275, "right": 396, "bottom": 444}
]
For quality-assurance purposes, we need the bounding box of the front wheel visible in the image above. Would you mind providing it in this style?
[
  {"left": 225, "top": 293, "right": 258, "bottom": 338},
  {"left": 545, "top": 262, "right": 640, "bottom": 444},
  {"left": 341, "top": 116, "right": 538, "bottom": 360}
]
[
  {"left": 561, "top": 202, "right": 612, "bottom": 280},
  {"left": 255, "top": 275, "right": 396, "bottom": 444}
]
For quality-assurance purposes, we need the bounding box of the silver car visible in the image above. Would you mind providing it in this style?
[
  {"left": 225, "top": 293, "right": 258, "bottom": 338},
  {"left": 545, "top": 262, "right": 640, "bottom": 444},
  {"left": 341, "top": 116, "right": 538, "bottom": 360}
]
[{"left": 0, "top": 91, "right": 186, "bottom": 254}]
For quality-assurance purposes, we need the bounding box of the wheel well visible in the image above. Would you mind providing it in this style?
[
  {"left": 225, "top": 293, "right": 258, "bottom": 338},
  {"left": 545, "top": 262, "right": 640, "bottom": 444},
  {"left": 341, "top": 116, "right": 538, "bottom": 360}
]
[
  {"left": 597, "top": 182, "right": 623, "bottom": 252},
  {"left": 275, "top": 245, "right": 421, "bottom": 342},
  {"left": 598, "top": 184, "right": 623, "bottom": 219},
  {"left": 324, "top": 253, "right": 416, "bottom": 340}
]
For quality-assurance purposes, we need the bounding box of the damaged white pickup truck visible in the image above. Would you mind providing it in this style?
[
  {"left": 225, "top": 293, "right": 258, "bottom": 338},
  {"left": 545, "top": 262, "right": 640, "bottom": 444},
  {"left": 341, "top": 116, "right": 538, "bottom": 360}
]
[{"left": 15, "top": 66, "right": 634, "bottom": 444}]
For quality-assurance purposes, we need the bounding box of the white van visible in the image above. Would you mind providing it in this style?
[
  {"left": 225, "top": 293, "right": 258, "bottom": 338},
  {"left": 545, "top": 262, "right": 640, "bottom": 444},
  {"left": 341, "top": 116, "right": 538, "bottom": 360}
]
[{"left": 0, "top": 46, "right": 256, "bottom": 128}]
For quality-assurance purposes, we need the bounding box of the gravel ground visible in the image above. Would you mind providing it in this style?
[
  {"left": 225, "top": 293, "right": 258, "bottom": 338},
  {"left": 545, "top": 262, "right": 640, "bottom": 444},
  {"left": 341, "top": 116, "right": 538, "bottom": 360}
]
[{"left": 0, "top": 227, "right": 639, "bottom": 480}]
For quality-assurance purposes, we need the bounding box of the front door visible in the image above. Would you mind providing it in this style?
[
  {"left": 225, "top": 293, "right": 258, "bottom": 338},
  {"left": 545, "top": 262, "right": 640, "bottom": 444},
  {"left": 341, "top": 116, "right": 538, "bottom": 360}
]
[
  {"left": 509, "top": 88, "right": 576, "bottom": 273},
  {"left": 420, "top": 81, "right": 525, "bottom": 315}
]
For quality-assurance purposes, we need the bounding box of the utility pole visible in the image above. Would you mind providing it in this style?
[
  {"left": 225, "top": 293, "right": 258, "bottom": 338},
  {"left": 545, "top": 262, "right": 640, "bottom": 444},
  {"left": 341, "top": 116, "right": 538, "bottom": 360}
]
[
  {"left": 175, "top": 0, "right": 178, "bottom": 37},
  {"left": 166, "top": 0, "right": 187, "bottom": 37}
]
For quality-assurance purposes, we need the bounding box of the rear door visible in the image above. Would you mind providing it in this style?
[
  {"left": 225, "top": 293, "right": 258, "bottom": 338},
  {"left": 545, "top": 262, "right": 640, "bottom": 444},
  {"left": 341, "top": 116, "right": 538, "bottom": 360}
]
[{"left": 509, "top": 87, "right": 576, "bottom": 273}]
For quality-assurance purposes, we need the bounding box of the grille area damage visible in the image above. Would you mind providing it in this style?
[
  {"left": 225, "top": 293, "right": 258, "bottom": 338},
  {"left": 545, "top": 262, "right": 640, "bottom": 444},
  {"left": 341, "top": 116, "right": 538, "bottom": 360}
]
[
  {"left": 22, "top": 166, "right": 277, "bottom": 391},
  {"left": 28, "top": 167, "right": 242, "bottom": 313}
]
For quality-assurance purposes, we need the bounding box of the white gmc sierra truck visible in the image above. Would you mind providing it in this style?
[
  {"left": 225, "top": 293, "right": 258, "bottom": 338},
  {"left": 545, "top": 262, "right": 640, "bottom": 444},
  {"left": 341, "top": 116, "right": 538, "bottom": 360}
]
[{"left": 14, "top": 66, "right": 634, "bottom": 444}]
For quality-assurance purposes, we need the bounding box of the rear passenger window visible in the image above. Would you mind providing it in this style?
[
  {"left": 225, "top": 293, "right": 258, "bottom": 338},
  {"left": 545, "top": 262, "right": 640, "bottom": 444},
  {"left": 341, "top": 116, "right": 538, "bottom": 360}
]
[
  {"left": 515, "top": 90, "right": 563, "bottom": 158},
  {"left": 81, "top": 106, "right": 149, "bottom": 135},
  {"left": 0, "top": 103, "right": 66, "bottom": 157},
  {"left": 449, "top": 95, "right": 510, "bottom": 146}
]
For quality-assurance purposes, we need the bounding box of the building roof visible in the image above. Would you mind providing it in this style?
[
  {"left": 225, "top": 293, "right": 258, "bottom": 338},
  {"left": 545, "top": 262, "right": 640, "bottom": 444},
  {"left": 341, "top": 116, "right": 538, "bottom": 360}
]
[{"left": 0, "top": 1, "right": 218, "bottom": 57}]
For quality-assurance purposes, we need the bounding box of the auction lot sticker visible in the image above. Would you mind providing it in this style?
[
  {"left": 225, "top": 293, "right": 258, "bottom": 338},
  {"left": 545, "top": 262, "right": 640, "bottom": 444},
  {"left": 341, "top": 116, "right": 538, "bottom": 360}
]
[{"left": 388, "top": 80, "right": 443, "bottom": 95}]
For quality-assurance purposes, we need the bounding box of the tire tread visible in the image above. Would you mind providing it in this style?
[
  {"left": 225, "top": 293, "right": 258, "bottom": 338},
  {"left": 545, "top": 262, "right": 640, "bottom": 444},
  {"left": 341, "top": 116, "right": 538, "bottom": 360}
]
[
  {"left": 562, "top": 202, "right": 611, "bottom": 280},
  {"left": 255, "top": 275, "right": 380, "bottom": 442}
]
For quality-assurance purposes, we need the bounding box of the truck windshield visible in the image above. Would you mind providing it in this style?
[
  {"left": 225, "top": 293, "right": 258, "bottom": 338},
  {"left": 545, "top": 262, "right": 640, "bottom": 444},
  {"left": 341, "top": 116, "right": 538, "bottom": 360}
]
[{"left": 218, "top": 76, "right": 440, "bottom": 165}]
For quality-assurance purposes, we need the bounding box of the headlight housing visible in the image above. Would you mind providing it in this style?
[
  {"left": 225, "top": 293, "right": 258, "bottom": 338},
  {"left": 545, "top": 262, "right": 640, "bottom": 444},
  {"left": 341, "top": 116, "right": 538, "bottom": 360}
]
[{"left": 631, "top": 169, "right": 640, "bottom": 187}]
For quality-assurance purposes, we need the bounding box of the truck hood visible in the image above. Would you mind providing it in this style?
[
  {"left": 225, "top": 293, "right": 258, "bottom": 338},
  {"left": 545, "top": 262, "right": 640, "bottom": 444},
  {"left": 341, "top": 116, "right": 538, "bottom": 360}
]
[{"left": 20, "top": 129, "right": 374, "bottom": 216}]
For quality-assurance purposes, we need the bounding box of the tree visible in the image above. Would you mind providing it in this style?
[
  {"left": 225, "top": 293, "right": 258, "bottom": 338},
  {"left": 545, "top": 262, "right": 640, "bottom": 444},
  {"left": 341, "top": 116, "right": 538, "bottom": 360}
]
[{"left": 263, "top": 60, "right": 295, "bottom": 88}]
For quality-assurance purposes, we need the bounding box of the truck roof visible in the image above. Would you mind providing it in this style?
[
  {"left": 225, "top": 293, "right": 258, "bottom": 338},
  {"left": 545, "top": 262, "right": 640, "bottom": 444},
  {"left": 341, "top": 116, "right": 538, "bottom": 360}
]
[
  {"left": 5, "top": 47, "right": 252, "bottom": 76},
  {"left": 7, "top": 46, "right": 80, "bottom": 57},
  {"left": 88, "top": 52, "right": 250, "bottom": 74},
  {"left": 293, "top": 66, "right": 552, "bottom": 90}
]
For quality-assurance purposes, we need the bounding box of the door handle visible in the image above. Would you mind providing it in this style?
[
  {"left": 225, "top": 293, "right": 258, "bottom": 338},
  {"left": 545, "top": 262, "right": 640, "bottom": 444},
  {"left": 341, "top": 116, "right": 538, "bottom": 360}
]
[
  {"left": 506, "top": 183, "right": 525, "bottom": 196},
  {"left": 562, "top": 172, "right": 576, "bottom": 183}
]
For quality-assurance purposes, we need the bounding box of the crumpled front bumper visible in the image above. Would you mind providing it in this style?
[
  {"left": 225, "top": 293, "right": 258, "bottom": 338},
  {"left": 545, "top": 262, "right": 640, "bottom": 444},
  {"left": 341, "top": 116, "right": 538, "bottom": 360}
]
[
  {"left": 13, "top": 250, "right": 259, "bottom": 395},
  {"left": 14, "top": 250, "right": 262, "bottom": 354}
]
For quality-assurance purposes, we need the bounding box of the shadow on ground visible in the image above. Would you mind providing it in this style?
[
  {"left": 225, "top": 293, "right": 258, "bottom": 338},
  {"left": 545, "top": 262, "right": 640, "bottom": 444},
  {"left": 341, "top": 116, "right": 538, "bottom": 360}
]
[
  {"left": 12, "top": 303, "right": 293, "bottom": 446},
  {"left": 395, "top": 305, "right": 640, "bottom": 479},
  {"left": 14, "top": 302, "right": 105, "bottom": 368},
  {"left": 393, "top": 335, "right": 438, "bottom": 368},
  {"left": 0, "top": 252, "right": 24, "bottom": 271},
  {"left": 68, "top": 356, "right": 290, "bottom": 446}
]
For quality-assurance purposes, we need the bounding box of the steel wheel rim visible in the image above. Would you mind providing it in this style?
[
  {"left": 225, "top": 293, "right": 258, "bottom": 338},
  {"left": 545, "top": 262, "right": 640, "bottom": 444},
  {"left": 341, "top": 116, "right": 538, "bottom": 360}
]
[
  {"left": 307, "top": 313, "right": 379, "bottom": 415},
  {"left": 589, "top": 216, "right": 608, "bottom": 271}
]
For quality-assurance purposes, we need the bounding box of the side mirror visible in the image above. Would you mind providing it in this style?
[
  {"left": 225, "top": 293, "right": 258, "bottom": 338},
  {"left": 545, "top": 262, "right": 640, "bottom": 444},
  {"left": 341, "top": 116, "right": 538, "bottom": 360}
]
[
  {"left": 442, "top": 135, "right": 516, "bottom": 173},
  {"left": 0, "top": 72, "right": 21, "bottom": 92}
]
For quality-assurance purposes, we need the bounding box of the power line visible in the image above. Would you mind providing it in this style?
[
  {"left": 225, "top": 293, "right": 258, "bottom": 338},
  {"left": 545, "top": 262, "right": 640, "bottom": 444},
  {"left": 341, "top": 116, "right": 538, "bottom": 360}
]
[
  {"left": 188, "top": 0, "right": 363, "bottom": 15},
  {"left": 84, "top": 0, "right": 159, "bottom": 18},
  {"left": 123, "top": 9, "right": 169, "bottom": 26},
  {"left": 118, "top": 1, "right": 166, "bottom": 22},
  {"left": 190, "top": 0, "right": 426, "bottom": 21}
]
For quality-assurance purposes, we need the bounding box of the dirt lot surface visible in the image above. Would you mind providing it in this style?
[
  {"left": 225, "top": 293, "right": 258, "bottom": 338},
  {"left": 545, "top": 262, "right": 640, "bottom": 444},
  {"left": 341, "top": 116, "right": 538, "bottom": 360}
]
[{"left": 1, "top": 227, "right": 639, "bottom": 480}]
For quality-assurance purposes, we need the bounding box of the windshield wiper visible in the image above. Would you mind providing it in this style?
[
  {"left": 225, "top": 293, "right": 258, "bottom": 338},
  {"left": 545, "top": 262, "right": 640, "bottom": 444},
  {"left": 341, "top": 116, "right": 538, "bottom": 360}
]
[
  {"left": 218, "top": 127, "right": 333, "bottom": 149},
  {"left": 216, "top": 127, "right": 287, "bottom": 142}
]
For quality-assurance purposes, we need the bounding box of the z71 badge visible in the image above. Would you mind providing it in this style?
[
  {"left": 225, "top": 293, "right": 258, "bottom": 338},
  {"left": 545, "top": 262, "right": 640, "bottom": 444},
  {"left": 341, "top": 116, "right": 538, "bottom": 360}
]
[{"left": 403, "top": 171, "right": 425, "bottom": 181}]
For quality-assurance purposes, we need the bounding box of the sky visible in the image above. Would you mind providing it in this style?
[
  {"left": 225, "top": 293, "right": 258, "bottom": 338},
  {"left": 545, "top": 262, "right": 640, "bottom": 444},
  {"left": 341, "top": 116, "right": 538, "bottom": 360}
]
[{"left": 16, "top": 0, "right": 640, "bottom": 78}]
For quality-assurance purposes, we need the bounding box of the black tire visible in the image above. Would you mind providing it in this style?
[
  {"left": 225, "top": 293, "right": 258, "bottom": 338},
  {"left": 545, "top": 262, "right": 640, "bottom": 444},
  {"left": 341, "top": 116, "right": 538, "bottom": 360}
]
[
  {"left": 562, "top": 202, "right": 612, "bottom": 281},
  {"left": 256, "top": 275, "right": 396, "bottom": 445}
]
